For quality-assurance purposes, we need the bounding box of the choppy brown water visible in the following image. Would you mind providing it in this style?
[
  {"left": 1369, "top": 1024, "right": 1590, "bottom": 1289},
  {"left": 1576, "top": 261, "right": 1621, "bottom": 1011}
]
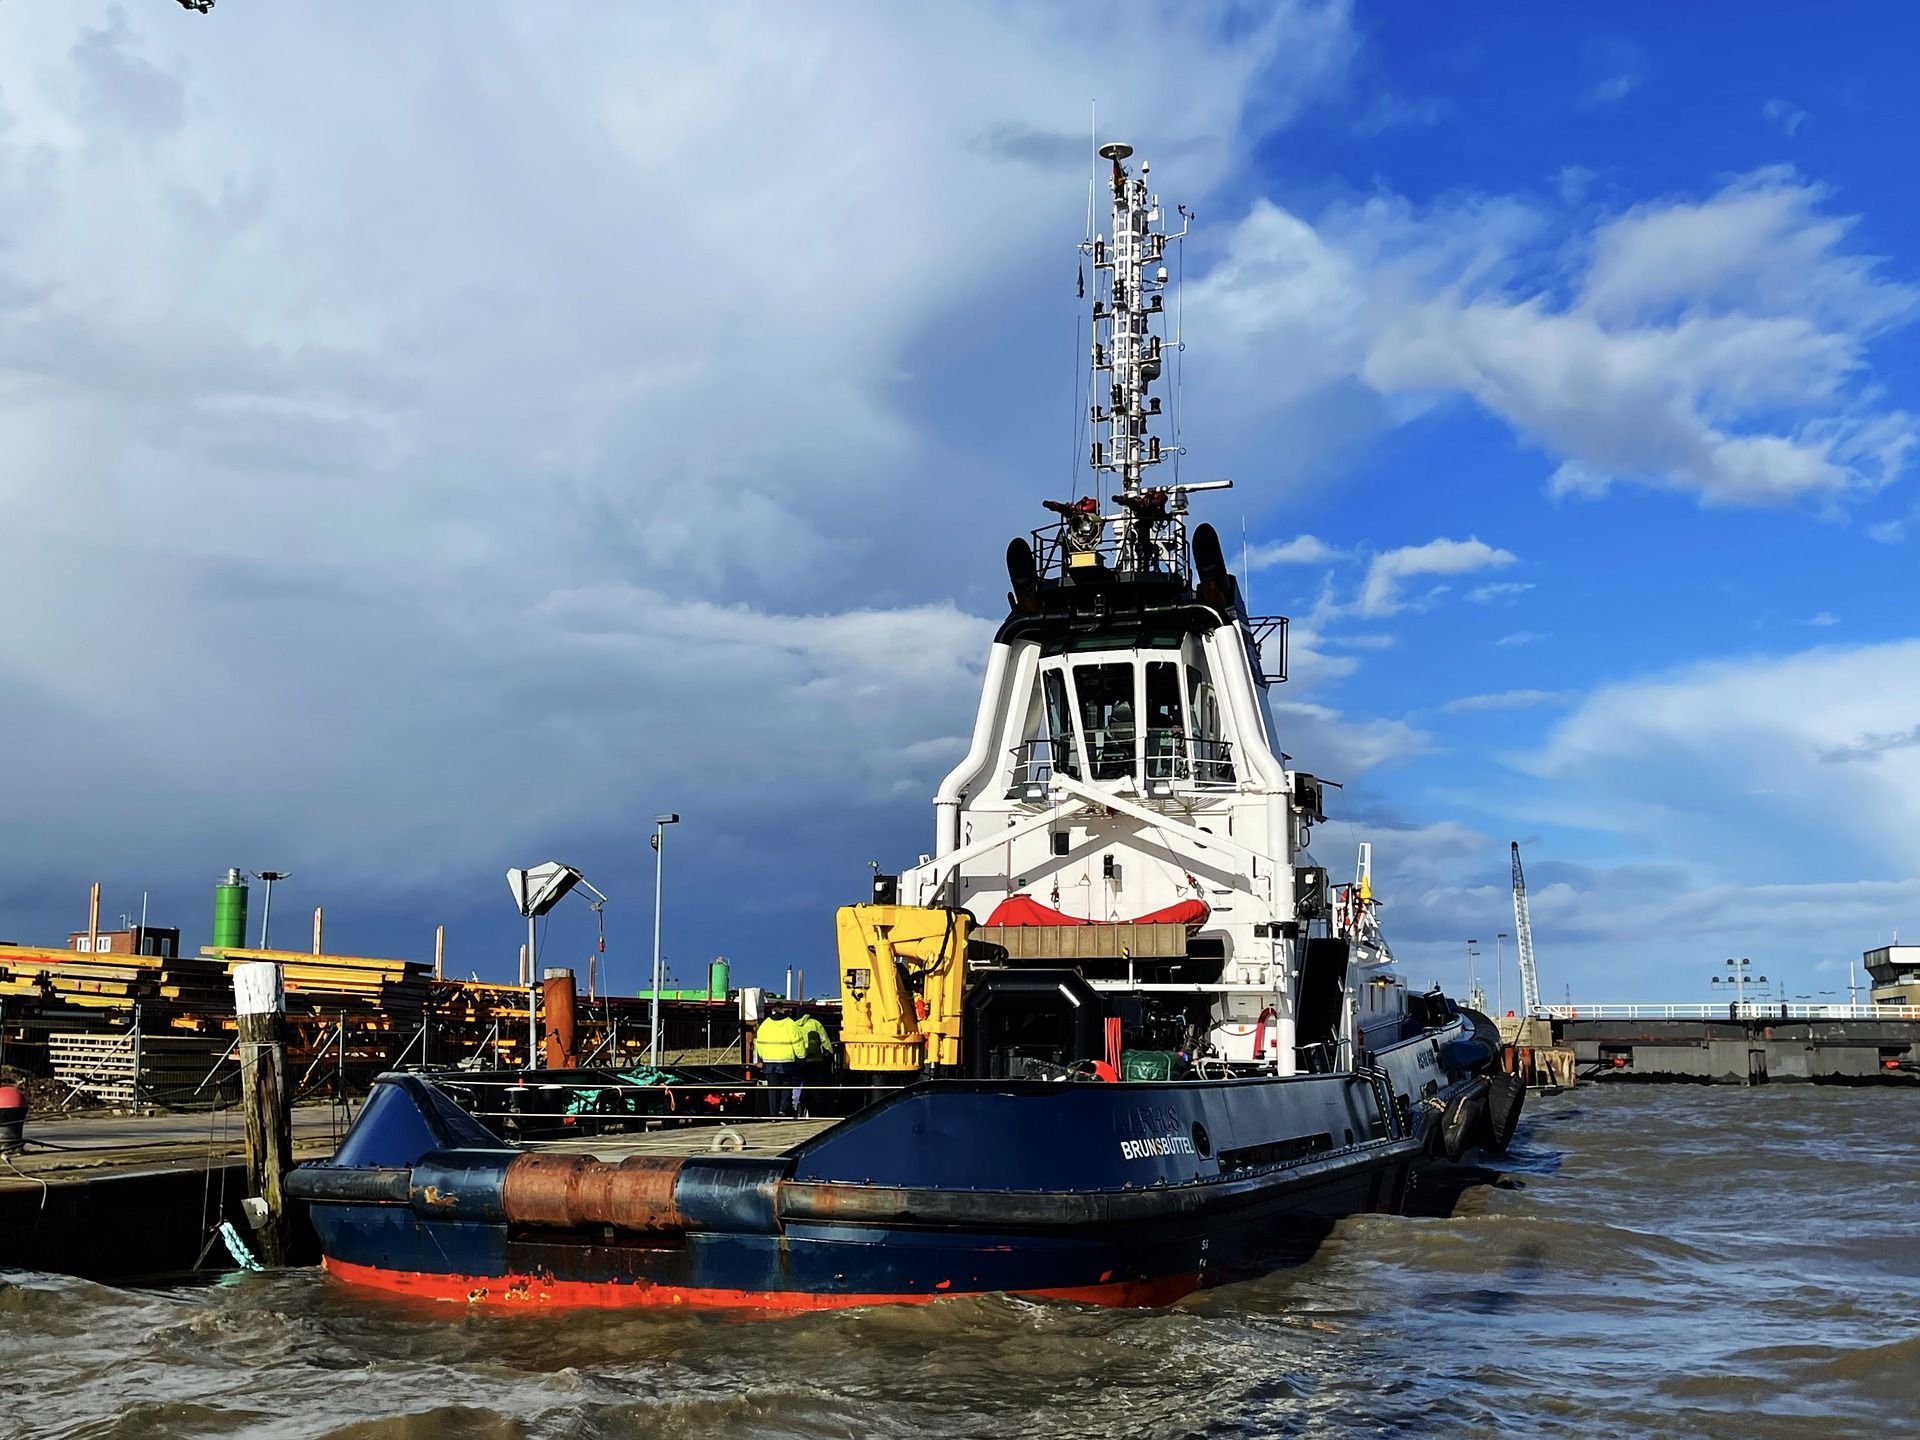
[{"left": 3, "top": 1087, "right": 1916, "bottom": 1439}]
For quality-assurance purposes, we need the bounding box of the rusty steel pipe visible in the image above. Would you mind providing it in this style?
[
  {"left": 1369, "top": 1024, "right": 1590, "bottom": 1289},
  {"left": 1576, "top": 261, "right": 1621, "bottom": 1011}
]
[{"left": 501, "top": 1152, "right": 687, "bottom": 1233}]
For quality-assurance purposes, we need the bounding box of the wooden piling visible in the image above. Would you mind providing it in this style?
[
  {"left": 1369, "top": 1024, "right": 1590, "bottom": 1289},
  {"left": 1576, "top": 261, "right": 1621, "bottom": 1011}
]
[
  {"left": 434, "top": 925, "right": 445, "bottom": 981},
  {"left": 312, "top": 906, "right": 324, "bottom": 955},
  {"left": 233, "top": 960, "right": 292, "bottom": 1266},
  {"left": 87, "top": 881, "right": 100, "bottom": 954}
]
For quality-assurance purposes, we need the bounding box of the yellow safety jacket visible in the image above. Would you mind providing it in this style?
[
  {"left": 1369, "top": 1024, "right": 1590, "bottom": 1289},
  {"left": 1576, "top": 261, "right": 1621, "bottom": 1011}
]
[
  {"left": 757, "top": 1016, "right": 804, "bottom": 1063},
  {"left": 797, "top": 1015, "right": 832, "bottom": 1062}
]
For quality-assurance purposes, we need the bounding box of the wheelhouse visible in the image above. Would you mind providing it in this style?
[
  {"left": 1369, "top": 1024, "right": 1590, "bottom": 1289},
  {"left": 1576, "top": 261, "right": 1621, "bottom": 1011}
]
[{"left": 1009, "top": 640, "right": 1239, "bottom": 796}]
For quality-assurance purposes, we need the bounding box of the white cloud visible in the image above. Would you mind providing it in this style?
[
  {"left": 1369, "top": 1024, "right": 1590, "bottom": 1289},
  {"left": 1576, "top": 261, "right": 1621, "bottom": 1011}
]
[
  {"left": 1592, "top": 73, "right": 1640, "bottom": 106},
  {"left": 1326, "top": 633, "right": 1397, "bottom": 651},
  {"left": 1556, "top": 165, "right": 1595, "bottom": 206},
  {"left": 1467, "top": 580, "right": 1533, "bottom": 603},
  {"left": 1528, "top": 640, "right": 1920, "bottom": 874},
  {"left": 1355, "top": 537, "right": 1516, "bottom": 617},
  {"left": 0, "top": 2, "right": 1360, "bottom": 957},
  {"left": 1272, "top": 701, "right": 1433, "bottom": 778},
  {"left": 1373, "top": 640, "right": 1920, "bottom": 996},
  {"left": 1194, "top": 167, "right": 1918, "bottom": 510},
  {"left": 1440, "top": 689, "right": 1570, "bottom": 714},
  {"left": 1245, "top": 534, "right": 1344, "bottom": 569},
  {"left": 1808, "top": 612, "right": 1840, "bottom": 627},
  {"left": 1763, "top": 98, "right": 1810, "bottom": 138},
  {"left": 1580, "top": 169, "right": 1911, "bottom": 331},
  {"left": 1495, "top": 630, "right": 1545, "bottom": 647}
]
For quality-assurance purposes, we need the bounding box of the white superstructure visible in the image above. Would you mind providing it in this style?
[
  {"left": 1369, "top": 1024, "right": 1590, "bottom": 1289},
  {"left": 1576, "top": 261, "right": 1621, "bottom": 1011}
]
[{"left": 898, "top": 142, "right": 1337, "bottom": 1074}]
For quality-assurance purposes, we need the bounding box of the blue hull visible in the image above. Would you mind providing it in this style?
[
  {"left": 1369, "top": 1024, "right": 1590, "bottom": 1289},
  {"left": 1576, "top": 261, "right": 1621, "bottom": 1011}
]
[{"left": 292, "top": 1030, "right": 1510, "bottom": 1310}]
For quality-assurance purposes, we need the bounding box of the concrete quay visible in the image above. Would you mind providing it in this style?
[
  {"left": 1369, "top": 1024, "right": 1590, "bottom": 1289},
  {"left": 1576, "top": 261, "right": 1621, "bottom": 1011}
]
[
  {"left": 1554, "top": 1013, "right": 1920, "bottom": 1085},
  {"left": 0, "top": 1106, "right": 340, "bottom": 1281}
]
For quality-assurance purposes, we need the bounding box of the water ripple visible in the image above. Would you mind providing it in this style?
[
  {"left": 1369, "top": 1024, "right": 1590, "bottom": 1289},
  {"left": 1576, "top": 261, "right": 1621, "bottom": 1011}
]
[{"left": 3, "top": 1088, "right": 1917, "bottom": 1439}]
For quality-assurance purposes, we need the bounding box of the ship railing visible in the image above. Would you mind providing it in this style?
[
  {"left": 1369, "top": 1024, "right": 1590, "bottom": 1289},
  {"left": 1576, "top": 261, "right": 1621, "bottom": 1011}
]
[
  {"left": 1009, "top": 737, "right": 1077, "bottom": 791},
  {"left": 1542, "top": 1002, "right": 1920, "bottom": 1021},
  {"left": 1244, "top": 615, "right": 1288, "bottom": 684},
  {"left": 1144, "top": 731, "right": 1235, "bottom": 785},
  {"left": 1029, "top": 518, "right": 1192, "bottom": 585},
  {"left": 418, "top": 1072, "right": 897, "bottom": 1140},
  {"left": 1009, "top": 733, "right": 1235, "bottom": 792}
]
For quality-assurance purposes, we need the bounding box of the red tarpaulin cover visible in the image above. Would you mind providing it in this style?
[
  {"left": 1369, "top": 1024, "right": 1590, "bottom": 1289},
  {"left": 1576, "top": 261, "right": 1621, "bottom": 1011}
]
[{"left": 984, "top": 895, "right": 1209, "bottom": 928}]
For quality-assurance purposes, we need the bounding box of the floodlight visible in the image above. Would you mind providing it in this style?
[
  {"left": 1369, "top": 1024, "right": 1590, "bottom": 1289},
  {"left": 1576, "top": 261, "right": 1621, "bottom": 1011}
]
[{"left": 507, "top": 861, "right": 583, "bottom": 919}]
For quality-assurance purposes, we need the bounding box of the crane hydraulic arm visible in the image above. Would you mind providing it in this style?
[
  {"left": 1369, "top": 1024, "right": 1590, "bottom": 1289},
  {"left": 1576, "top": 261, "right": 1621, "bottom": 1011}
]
[
  {"left": 1510, "top": 841, "right": 1544, "bottom": 1017},
  {"left": 835, "top": 904, "right": 971, "bottom": 1077}
]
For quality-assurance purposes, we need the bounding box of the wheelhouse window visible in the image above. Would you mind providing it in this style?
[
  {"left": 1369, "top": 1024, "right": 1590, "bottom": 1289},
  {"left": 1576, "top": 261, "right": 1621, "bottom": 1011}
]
[
  {"left": 1074, "top": 662, "right": 1136, "bottom": 780},
  {"left": 1145, "top": 661, "right": 1186, "bottom": 780},
  {"left": 1187, "top": 666, "right": 1236, "bottom": 783},
  {"left": 1043, "top": 667, "right": 1078, "bottom": 779},
  {"left": 1014, "top": 665, "right": 1080, "bottom": 788}
]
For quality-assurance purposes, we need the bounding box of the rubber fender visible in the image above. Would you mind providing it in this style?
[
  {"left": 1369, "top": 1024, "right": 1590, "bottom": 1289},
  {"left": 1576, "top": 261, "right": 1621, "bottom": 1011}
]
[
  {"left": 411, "top": 1150, "right": 512, "bottom": 1223},
  {"left": 1484, "top": 1072, "right": 1525, "bottom": 1154},
  {"left": 501, "top": 1152, "right": 685, "bottom": 1232},
  {"left": 285, "top": 1164, "right": 411, "bottom": 1206},
  {"left": 1441, "top": 1080, "right": 1490, "bottom": 1164}
]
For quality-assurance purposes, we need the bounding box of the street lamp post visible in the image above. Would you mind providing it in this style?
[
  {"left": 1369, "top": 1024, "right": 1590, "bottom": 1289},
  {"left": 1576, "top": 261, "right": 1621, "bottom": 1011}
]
[
  {"left": 650, "top": 814, "right": 680, "bottom": 1067},
  {"left": 507, "top": 862, "right": 608, "bottom": 1070},
  {"left": 1496, "top": 932, "right": 1509, "bottom": 1014},
  {"left": 251, "top": 870, "right": 291, "bottom": 950}
]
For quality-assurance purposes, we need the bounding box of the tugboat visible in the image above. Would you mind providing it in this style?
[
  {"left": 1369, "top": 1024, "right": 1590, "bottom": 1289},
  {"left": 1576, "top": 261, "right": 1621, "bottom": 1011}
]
[{"left": 288, "top": 141, "right": 1522, "bottom": 1310}]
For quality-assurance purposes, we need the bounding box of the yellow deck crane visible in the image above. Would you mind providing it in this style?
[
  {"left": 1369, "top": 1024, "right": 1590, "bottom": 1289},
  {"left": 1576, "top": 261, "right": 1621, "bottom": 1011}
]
[{"left": 835, "top": 905, "right": 972, "bottom": 1078}]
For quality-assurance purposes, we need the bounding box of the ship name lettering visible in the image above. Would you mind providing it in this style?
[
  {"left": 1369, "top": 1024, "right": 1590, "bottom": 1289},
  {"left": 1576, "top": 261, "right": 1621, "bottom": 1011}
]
[{"left": 1119, "top": 1134, "right": 1197, "bottom": 1161}]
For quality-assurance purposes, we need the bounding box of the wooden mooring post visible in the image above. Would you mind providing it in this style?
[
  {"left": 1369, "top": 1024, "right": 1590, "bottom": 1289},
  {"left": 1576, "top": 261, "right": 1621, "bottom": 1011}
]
[{"left": 234, "top": 960, "right": 293, "bottom": 1266}]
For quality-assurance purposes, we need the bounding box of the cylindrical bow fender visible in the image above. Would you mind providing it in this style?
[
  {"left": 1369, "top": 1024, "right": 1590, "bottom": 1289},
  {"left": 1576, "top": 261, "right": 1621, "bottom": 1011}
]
[
  {"left": 502, "top": 1152, "right": 686, "bottom": 1232},
  {"left": 1441, "top": 1079, "right": 1491, "bottom": 1164},
  {"left": 1484, "top": 1072, "right": 1525, "bottom": 1154}
]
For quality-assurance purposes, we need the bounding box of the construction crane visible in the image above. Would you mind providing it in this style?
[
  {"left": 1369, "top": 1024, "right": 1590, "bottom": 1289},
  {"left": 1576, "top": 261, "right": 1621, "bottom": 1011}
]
[{"left": 1510, "top": 841, "right": 1544, "bottom": 1017}]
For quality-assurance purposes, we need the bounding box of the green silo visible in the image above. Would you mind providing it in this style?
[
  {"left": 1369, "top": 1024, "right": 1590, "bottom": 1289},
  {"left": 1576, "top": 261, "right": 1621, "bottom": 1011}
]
[
  {"left": 213, "top": 869, "right": 249, "bottom": 950},
  {"left": 709, "top": 957, "right": 731, "bottom": 1000}
]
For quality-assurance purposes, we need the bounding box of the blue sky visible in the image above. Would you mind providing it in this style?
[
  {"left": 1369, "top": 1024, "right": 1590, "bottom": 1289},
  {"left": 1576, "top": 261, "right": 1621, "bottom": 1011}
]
[{"left": 3, "top": 3, "right": 1917, "bottom": 1005}]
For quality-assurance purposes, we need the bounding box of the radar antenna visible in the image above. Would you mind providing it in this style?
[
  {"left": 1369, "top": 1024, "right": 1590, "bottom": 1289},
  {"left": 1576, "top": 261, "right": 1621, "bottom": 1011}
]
[
  {"left": 1084, "top": 142, "right": 1189, "bottom": 570},
  {"left": 1510, "top": 841, "right": 1544, "bottom": 1017}
]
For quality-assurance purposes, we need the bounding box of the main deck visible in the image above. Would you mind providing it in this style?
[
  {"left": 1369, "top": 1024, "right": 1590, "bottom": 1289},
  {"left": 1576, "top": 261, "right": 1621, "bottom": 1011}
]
[{"left": 526, "top": 1116, "right": 837, "bottom": 1159}]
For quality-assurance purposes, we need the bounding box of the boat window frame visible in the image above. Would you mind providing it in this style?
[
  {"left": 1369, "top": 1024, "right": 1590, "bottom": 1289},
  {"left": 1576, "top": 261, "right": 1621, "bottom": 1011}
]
[
  {"left": 1144, "top": 657, "right": 1187, "bottom": 781},
  {"left": 1068, "top": 657, "right": 1139, "bottom": 782},
  {"left": 1040, "top": 661, "right": 1082, "bottom": 781}
]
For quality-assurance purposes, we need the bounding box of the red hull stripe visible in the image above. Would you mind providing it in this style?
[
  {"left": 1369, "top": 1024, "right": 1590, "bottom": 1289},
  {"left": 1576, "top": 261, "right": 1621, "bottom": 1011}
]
[{"left": 323, "top": 1256, "right": 1199, "bottom": 1312}]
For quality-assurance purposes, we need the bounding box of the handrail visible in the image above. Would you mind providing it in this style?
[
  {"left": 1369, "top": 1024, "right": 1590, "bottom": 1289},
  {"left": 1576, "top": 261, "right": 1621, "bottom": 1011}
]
[
  {"left": 1011, "top": 732, "right": 1234, "bottom": 790},
  {"left": 1353, "top": 1064, "right": 1401, "bottom": 1140},
  {"left": 1543, "top": 1002, "right": 1920, "bottom": 1021}
]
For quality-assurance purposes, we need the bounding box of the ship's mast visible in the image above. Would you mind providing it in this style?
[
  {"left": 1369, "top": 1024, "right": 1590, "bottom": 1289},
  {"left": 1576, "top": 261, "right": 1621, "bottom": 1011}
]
[{"left": 1085, "top": 141, "right": 1188, "bottom": 569}]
